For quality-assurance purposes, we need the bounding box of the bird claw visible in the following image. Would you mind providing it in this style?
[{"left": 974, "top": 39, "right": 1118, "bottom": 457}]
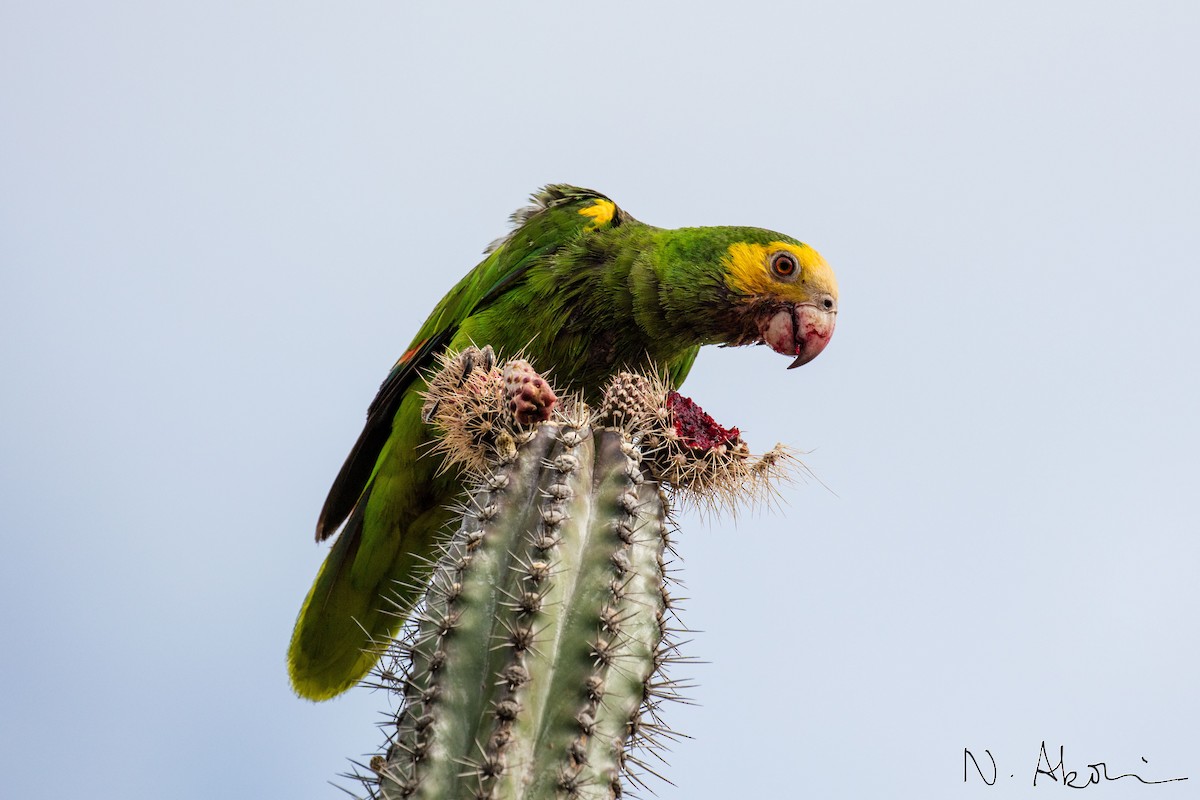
[
  {"left": 461, "top": 344, "right": 496, "bottom": 379},
  {"left": 422, "top": 345, "right": 498, "bottom": 424}
]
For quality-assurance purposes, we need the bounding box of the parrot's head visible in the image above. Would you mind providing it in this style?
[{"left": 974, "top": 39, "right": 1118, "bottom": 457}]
[{"left": 721, "top": 238, "right": 839, "bottom": 369}]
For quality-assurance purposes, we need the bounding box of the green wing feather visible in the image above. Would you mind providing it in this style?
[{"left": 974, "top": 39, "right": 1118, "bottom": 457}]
[
  {"left": 315, "top": 185, "right": 623, "bottom": 540},
  {"left": 289, "top": 185, "right": 624, "bottom": 699}
]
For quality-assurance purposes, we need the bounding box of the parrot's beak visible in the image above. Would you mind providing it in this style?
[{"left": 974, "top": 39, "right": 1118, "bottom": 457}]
[{"left": 760, "top": 302, "right": 837, "bottom": 369}]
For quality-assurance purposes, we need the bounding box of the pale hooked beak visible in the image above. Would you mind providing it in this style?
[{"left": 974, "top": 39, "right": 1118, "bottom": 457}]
[{"left": 759, "top": 295, "right": 837, "bottom": 369}]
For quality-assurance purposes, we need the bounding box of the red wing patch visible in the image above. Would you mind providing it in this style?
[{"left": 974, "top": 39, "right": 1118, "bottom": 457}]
[{"left": 395, "top": 338, "right": 429, "bottom": 369}]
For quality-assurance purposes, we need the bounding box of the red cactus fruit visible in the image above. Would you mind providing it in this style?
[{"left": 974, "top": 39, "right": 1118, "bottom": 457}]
[
  {"left": 502, "top": 360, "right": 558, "bottom": 425},
  {"left": 665, "top": 391, "right": 741, "bottom": 451}
]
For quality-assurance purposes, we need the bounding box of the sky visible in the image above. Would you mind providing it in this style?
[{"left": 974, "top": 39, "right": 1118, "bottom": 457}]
[{"left": 2, "top": 2, "right": 1198, "bottom": 798}]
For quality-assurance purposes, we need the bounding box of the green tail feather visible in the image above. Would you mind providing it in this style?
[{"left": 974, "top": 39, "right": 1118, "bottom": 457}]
[{"left": 287, "top": 503, "right": 451, "bottom": 701}]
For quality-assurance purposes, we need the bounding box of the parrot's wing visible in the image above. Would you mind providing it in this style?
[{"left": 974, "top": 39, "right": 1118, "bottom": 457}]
[
  {"left": 315, "top": 185, "right": 628, "bottom": 540},
  {"left": 313, "top": 331, "right": 450, "bottom": 540}
]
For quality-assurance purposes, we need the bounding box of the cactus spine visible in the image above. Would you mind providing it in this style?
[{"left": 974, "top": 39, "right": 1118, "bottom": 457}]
[{"left": 349, "top": 350, "right": 794, "bottom": 799}]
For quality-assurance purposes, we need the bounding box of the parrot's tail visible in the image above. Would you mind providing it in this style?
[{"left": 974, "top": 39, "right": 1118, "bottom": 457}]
[
  {"left": 287, "top": 505, "right": 446, "bottom": 701},
  {"left": 287, "top": 519, "right": 390, "bottom": 700}
]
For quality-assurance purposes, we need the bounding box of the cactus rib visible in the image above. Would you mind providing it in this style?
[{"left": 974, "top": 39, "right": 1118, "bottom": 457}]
[{"left": 374, "top": 423, "right": 668, "bottom": 800}]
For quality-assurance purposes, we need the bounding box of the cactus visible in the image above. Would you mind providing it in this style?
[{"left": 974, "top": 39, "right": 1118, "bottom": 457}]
[{"left": 345, "top": 350, "right": 795, "bottom": 799}]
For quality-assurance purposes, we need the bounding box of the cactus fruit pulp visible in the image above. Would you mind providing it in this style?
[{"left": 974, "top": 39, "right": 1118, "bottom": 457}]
[{"left": 372, "top": 423, "right": 674, "bottom": 800}]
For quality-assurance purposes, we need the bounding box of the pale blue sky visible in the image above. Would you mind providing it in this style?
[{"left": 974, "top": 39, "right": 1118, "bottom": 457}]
[{"left": 2, "top": 2, "right": 1197, "bottom": 798}]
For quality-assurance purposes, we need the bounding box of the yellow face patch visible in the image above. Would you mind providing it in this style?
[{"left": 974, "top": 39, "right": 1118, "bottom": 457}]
[
  {"left": 723, "top": 241, "right": 838, "bottom": 302},
  {"left": 577, "top": 199, "right": 616, "bottom": 229}
]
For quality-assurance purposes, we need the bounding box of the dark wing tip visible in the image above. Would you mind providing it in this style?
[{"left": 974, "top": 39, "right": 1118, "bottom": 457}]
[{"left": 314, "top": 506, "right": 338, "bottom": 542}]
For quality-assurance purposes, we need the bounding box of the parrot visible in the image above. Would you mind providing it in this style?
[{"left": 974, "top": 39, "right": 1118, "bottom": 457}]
[{"left": 288, "top": 184, "right": 839, "bottom": 700}]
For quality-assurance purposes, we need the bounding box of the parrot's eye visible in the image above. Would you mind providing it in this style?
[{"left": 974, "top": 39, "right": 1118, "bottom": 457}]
[{"left": 770, "top": 251, "right": 799, "bottom": 280}]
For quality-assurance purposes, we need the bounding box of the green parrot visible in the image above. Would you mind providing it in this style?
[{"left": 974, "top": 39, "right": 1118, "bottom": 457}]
[{"left": 288, "top": 185, "right": 839, "bottom": 700}]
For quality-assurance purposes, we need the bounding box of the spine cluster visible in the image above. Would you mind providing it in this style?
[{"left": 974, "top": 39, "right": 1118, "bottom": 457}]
[{"left": 599, "top": 371, "right": 799, "bottom": 513}]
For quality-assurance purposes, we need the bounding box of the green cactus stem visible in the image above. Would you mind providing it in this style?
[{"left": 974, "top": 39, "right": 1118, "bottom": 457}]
[
  {"left": 367, "top": 422, "right": 673, "bottom": 799},
  {"left": 344, "top": 351, "right": 796, "bottom": 799}
]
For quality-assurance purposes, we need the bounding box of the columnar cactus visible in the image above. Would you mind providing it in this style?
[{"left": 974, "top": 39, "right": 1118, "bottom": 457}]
[{"left": 347, "top": 349, "right": 795, "bottom": 799}]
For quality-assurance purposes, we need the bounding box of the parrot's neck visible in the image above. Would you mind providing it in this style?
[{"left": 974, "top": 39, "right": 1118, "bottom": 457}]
[
  {"left": 496, "top": 225, "right": 760, "bottom": 397},
  {"left": 564, "top": 227, "right": 732, "bottom": 354},
  {"left": 625, "top": 227, "right": 756, "bottom": 351}
]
